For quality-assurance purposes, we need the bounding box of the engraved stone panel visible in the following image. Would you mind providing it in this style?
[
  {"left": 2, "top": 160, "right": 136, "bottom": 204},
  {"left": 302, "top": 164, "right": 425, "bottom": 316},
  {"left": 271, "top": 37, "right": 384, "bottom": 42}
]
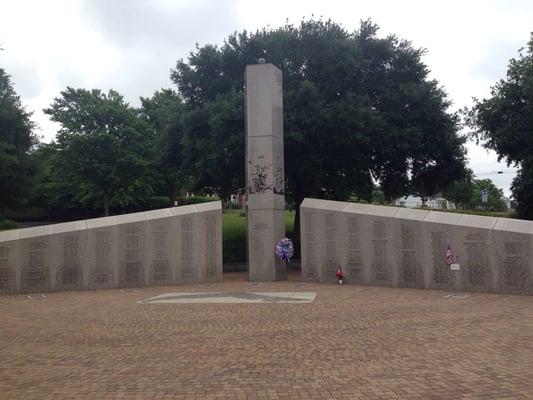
[
  {"left": 179, "top": 217, "right": 195, "bottom": 282},
  {"left": 21, "top": 239, "right": 51, "bottom": 293},
  {"left": 463, "top": 232, "right": 489, "bottom": 288},
  {"left": 0, "top": 202, "right": 222, "bottom": 294},
  {"left": 149, "top": 220, "right": 170, "bottom": 284},
  {"left": 324, "top": 213, "right": 338, "bottom": 283},
  {"left": 92, "top": 230, "right": 114, "bottom": 286},
  {"left": 431, "top": 231, "right": 453, "bottom": 288},
  {"left": 325, "top": 240, "right": 337, "bottom": 282},
  {"left": 120, "top": 223, "right": 145, "bottom": 287},
  {"left": 398, "top": 222, "right": 420, "bottom": 288},
  {"left": 55, "top": 235, "right": 83, "bottom": 290},
  {"left": 498, "top": 233, "right": 530, "bottom": 291},
  {"left": 205, "top": 214, "right": 218, "bottom": 280},
  {"left": 371, "top": 220, "right": 390, "bottom": 283},
  {"left": 303, "top": 212, "right": 319, "bottom": 282},
  {"left": 346, "top": 217, "right": 363, "bottom": 283},
  {"left": 0, "top": 243, "right": 17, "bottom": 294}
]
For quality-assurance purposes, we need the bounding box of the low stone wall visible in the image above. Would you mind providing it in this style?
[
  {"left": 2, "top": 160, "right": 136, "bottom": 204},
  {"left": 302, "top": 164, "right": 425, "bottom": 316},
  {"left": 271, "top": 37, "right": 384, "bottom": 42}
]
[
  {"left": 300, "top": 198, "right": 533, "bottom": 294},
  {"left": 0, "top": 202, "right": 222, "bottom": 294}
]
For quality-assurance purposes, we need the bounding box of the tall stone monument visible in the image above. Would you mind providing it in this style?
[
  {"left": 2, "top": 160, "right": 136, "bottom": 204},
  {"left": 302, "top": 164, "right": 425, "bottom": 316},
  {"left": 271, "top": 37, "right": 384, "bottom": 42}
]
[{"left": 245, "top": 63, "right": 286, "bottom": 281}]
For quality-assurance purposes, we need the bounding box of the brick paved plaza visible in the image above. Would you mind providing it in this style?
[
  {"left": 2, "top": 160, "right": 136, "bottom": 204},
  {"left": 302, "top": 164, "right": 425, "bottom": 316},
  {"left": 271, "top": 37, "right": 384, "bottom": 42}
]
[{"left": 1, "top": 272, "right": 533, "bottom": 400}]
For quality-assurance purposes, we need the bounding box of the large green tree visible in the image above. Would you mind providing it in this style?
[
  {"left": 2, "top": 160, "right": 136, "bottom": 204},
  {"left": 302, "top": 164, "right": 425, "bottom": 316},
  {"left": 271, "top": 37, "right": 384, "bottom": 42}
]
[
  {"left": 0, "top": 68, "right": 37, "bottom": 210},
  {"left": 44, "top": 88, "right": 154, "bottom": 216},
  {"left": 442, "top": 169, "right": 474, "bottom": 209},
  {"left": 171, "top": 19, "right": 466, "bottom": 216},
  {"left": 469, "top": 178, "right": 506, "bottom": 211},
  {"left": 140, "top": 89, "right": 191, "bottom": 204},
  {"left": 467, "top": 34, "right": 533, "bottom": 218}
]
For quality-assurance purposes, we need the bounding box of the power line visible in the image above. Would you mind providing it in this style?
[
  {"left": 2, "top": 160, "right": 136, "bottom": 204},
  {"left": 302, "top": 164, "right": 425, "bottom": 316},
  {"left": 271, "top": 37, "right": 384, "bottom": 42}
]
[{"left": 473, "top": 170, "right": 516, "bottom": 176}]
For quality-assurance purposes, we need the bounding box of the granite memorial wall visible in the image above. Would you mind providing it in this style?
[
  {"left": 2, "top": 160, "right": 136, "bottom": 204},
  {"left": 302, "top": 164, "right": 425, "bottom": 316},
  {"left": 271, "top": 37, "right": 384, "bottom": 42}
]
[
  {"left": 0, "top": 201, "right": 222, "bottom": 294},
  {"left": 300, "top": 198, "right": 533, "bottom": 294}
]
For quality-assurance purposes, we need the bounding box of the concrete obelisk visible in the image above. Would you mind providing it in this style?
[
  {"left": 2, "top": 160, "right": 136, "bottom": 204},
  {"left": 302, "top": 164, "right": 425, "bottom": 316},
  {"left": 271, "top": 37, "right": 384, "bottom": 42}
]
[{"left": 245, "top": 62, "right": 286, "bottom": 281}]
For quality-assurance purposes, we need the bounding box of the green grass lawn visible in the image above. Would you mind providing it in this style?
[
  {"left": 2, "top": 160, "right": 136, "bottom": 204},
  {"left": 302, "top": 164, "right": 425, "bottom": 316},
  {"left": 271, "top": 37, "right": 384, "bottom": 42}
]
[{"left": 223, "top": 210, "right": 295, "bottom": 263}]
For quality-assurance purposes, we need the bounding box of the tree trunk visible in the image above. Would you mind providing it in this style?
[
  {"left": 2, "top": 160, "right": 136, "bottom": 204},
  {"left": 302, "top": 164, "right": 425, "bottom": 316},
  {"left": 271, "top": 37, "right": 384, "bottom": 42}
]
[
  {"left": 421, "top": 196, "right": 427, "bottom": 208},
  {"left": 103, "top": 194, "right": 110, "bottom": 217}
]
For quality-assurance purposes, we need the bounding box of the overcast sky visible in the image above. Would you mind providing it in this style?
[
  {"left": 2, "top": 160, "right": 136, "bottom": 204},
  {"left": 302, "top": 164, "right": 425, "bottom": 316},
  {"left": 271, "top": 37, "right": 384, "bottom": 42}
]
[{"left": 1, "top": 0, "right": 532, "bottom": 197}]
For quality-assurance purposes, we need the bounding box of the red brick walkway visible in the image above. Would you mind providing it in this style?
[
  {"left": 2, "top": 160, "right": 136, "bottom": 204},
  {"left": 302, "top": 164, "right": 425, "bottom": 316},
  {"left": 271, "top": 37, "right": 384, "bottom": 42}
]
[{"left": 1, "top": 272, "right": 533, "bottom": 399}]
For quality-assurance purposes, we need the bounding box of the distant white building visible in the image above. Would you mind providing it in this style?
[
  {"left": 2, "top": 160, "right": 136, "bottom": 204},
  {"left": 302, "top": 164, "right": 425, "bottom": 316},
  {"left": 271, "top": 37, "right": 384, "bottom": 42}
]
[
  {"left": 502, "top": 196, "right": 514, "bottom": 210},
  {"left": 394, "top": 195, "right": 456, "bottom": 210}
]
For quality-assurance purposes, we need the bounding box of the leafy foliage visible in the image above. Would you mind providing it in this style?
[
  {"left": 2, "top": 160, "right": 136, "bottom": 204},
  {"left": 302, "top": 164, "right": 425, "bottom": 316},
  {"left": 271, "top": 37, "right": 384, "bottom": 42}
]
[
  {"left": 140, "top": 89, "right": 190, "bottom": 204},
  {"left": 469, "top": 179, "right": 506, "bottom": 211},
  {"left": 442, "top": 169, "right": 474, "bottom": 209},
  {"left": 43, "top": 88, "right": 154, "bottom": 216},
  {"left": 467, "top": 34, "right": 533, "bottom": 218},
  {"left": 0, "top": 68, "right": 37, "bottom": 210},
  {"left": 171, "top": 19, "right": 467, "bottom": 207}
]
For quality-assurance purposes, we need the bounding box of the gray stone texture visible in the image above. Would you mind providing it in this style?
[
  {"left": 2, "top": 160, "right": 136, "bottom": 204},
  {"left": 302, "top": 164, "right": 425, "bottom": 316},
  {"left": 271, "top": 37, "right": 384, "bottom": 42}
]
[
  {"left": 0, "top": 230, "right": 20, "bottom": 294},
  {"left": 0, "top": 202, "right": 222, "bottom": 294},
  {"left": 245, "top": 63, "right": 286, "bottom": 281},
  {"left": 301, "top": 198, "right": 533, "bottom": 294}
]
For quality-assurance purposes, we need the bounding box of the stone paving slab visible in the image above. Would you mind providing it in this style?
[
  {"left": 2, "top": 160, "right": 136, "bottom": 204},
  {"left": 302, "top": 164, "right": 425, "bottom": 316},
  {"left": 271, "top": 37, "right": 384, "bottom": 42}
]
[
  {"left": 139, "top": 292, "right": 317, "bottom": 304},
  {"left": 1, "top": 271, "right": 533, "bottom": 399}
]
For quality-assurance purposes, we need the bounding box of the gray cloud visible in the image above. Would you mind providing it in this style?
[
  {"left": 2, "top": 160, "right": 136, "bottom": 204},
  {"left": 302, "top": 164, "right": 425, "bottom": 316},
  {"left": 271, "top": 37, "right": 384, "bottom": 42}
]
[
  {"left": 77, "top": 0, "right": 240, "bottom": 104},
  {"left": 470, "top": 38, "right": 525, "bottom": 84}
]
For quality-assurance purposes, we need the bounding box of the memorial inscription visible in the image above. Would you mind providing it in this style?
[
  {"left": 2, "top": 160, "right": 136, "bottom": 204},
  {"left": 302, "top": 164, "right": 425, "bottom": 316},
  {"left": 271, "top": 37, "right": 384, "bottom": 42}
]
[
  {"left": 150, "top": 221, "right": 169, "bottom": 283},
  {"left": 304, "top": 212, "right": 318, "bottom": 281},
  {"left": 23, "top": 241, "right": 49, "bottom": 291},
  {"left": 58, "top": 235, "right": 81, "bottom": 288},
  {"left": 123, "top": 224, "right": 143, "bottom": 286},
  {"left": 371, "top": 220, "right": 389, "bottom": 282},
  {"left": 347, "top": 217, "right": 363, "bottom": 282},
  {"left": 502, "top": 235, "right": 529, "bottom": 289},
  {"left": 94, "top": 230, "right": 112, "bottom": 285},
  {"left": 325, "top": 213, "right": 337, "bottom": 282},
  {"left": 431, "top": 231, "right": 452, "bottom": 287},
  {"left": 205, "top": 214, "right": 217, "bottom": 279},
  {"left": 464, "top": 232, "right": 488, "bottom": 287},
  {"left": 180, "top": 217, "right": 194, "bottom": 281},
  {"left": 400, "top": 223, "right": 418, "bottom": 286},
  {"left": 0, "top": 246, "right": 13, "bottom": 291}
]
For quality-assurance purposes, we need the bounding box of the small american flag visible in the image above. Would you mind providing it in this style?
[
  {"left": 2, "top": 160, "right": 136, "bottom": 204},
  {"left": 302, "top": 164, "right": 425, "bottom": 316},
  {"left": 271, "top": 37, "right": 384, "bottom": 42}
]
[{"left": 444, "top": 245, "right": 453, "bottom": 265}]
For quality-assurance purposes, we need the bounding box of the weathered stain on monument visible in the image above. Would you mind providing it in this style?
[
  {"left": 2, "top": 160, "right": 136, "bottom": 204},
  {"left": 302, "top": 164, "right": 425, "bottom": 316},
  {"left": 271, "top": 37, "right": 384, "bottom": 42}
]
[
  {"left": 248, "top": 158, "right": 271, "bottom": 194},
  {"left": 431, "top": 231, "right": 452, "bottom": 288},
  {"left": 273, "top": 152, "right": 285, "bottom": 195}
]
